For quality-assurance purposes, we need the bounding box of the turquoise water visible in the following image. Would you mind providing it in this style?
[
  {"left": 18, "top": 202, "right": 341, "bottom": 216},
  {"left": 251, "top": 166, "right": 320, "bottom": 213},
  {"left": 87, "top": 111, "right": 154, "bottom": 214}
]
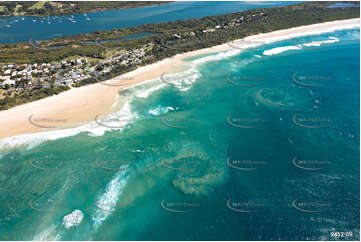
[
  {"left": 0, "top": 1, "right": 298, "bottom": 44},
  {"left": 0, "top": 28, "right": 359, "bottom": 240}
]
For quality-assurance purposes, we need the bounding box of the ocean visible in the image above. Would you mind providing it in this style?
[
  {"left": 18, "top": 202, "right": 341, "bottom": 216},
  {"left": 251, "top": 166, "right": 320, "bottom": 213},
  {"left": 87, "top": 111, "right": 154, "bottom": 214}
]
[{"left": 0, "top": 27, "right": 359, "bottom": 240}]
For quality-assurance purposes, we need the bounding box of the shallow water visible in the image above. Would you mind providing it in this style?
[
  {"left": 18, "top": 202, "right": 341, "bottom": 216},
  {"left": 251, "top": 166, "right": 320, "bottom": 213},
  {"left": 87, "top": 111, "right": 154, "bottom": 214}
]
[{"left": 0, "top": 28, "right": 359, "bottom": 240}]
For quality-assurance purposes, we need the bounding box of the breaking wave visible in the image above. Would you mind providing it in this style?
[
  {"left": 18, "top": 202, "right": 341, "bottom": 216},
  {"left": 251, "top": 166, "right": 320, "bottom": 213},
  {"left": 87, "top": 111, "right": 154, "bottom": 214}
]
[{"left": 92, "top": 168, "right": 130, "bottom": 230}]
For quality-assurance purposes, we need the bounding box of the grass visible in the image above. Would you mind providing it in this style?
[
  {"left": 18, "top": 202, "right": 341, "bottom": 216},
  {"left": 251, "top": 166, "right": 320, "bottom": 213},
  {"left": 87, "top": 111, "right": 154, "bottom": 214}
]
[
  {"left": 0, "top": 6, "right": 6, "bottom": 12},
  {"left": 0, "top": 89, "right": 8, "bottom": 100},
  {"left": 13, "top": 4, "right": 22, "bottom": 15},
  {"left": 103, "top": 49, "right": 125, "bottom": 59},
  {"left": 61, "top": 55, "right": 101, "bottom": 64},
  {"left": 49, "top": 2, "right": 61, "bottom": 8},
  {"left": 29, "top": 1, "right": 45, "bottom": 10}
]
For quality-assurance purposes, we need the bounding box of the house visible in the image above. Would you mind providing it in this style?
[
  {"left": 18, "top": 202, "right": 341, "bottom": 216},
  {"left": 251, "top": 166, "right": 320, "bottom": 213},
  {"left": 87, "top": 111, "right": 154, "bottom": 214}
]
[
  {"left": 3, "top": 79, "right": 15, "bottom": 87},
  {"left": 2, "top": 76, "right": 10, "bottom": 81}
]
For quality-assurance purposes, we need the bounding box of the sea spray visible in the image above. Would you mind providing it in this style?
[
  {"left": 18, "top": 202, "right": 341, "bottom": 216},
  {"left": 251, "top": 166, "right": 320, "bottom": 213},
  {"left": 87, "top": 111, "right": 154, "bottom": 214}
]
[
  {"left": 0, "top": 27, "right": 359, "bottom": 240},
  {"left": 92, "top": 168, "right": 130, "bottom": 230},
  {"left": 63, "top": 210, "right": 84, "bottom": 229}
]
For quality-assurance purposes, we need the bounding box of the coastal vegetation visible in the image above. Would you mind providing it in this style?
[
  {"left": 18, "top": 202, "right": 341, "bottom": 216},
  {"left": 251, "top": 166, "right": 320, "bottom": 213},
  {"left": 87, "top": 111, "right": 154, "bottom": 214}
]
[
  {"left": 0, "top": 85, "right": 69, "bottom": 109},
  {"left": 0, "top": 1, "right": 359, "bottom": 110},
  {"left": 0, "top": 1, "right": 171, "bottom": 16}
]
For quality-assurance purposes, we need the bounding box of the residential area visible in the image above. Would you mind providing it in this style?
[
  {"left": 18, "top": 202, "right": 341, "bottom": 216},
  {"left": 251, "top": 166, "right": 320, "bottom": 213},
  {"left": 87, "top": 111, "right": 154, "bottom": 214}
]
[
  {"left": 0, "top": 10, "right": 267, "bottom": 93},
  {"left": 0, "top": 47, "right": 151, "bottom": 91}
]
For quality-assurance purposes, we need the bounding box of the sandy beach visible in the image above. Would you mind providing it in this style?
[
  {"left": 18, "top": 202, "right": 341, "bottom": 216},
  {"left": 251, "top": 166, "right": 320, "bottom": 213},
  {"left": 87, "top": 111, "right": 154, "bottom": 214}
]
[{"left": 0, "top": 18, "right": 359, "bottom": 139}]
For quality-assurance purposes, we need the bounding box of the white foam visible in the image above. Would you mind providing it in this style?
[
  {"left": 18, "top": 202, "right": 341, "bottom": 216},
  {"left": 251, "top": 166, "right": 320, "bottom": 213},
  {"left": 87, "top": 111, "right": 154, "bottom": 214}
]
[
  {"left": 160, "top": 67, "right": 200, "bottom": 91},
  {"left": 262, "top": 36, "right": 340, "bottom": 56},
  {"left": 93, "top": 101, "right": 136, "bottom": 135},
  {"left": 32, "top": 224, "right": 61, "bottom": 241},
  {"left": 263, "top": 45, "right": 301, "bottom": 56},
  {"left": 148, "top": 106, "right": 173, "bottom": 116},
  {"left": 1, "top": 20, "right": 358, "bottom": 151},
  {"left": 63, "top": 210, "right": 84, "bottom": 229},
  {"left": 190, "top": 49, "right": 241, "bottom": 66},
  {"left": 0, "top": 100, "right": 135, "bottom": 152},
  {"left": 92, "top": 168, "right": 129, "bottom": 230},
  {"left": 135, "top": 83, "right": 167, "bottom": 98},
  {"left": 0, "top": 126, "right": 90, "bottom": 152},
  {"left": 243, "top": 19, "right": 359, "bottom": 45},
  {"left": 217, "top": 20, "right": 358, "bottom": 59},
  {"left": 303, "top": 38, "right": 339, "bottom": 47}
]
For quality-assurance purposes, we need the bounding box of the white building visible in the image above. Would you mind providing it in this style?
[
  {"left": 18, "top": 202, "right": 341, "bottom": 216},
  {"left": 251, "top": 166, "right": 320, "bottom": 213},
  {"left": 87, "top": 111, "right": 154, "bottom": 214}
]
[{"left": 3, "top": 79, "right": 15, "bottom": 87}]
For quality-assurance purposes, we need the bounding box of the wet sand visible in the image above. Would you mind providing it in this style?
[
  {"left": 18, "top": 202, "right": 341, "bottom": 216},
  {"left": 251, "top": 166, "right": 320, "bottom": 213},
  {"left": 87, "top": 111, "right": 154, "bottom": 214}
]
[{"left": 0, "top": 18, "right": 358, "bottom": 139}]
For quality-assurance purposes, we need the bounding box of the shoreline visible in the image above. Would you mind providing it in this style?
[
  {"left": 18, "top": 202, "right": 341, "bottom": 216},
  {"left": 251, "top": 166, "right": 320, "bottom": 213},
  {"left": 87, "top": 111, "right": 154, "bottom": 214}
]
[
  {"left": 0, "top": 18, "right": 359, "bottom": 140},
  {"left": 1, "top": 2, "right": 171, "bottom": 18}
]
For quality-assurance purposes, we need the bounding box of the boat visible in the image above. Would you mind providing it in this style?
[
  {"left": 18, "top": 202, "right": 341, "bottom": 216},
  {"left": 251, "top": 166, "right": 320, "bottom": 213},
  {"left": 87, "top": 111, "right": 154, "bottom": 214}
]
[{"left": 5, "top": 24, "right": 11, "bottom": 28}]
